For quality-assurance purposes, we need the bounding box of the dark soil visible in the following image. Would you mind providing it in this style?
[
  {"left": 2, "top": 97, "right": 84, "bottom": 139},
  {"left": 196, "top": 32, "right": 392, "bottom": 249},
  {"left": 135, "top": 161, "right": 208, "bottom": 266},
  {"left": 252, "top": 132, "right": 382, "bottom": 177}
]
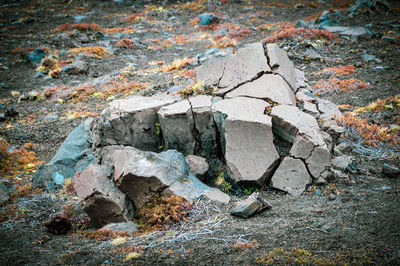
[{"left": 1, "top": 0, "right": 399, "bottom": 265}]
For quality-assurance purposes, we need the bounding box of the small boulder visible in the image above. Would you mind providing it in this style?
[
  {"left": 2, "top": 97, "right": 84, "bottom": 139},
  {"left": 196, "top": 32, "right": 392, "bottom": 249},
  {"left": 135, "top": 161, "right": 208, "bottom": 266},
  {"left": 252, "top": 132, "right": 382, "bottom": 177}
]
[
  {"left": 199, "top": 14, "right": 219, "bottom": 26},
  {"left": 0, "top": 177, "right": 16, "bottom": 204},
  {"left": 331, "top": 155, "right": 352, "bottom": 171},
  {"left": 62, "top": 60, "right": 89, "bottom": 75},
  {"left": 45, "top": 214, "right": 72, "bottom": 235},
  {"left": 271, "top": 157, "right": 312, "bottom": 196},
  {"left": 306, "top": 146, "right": 331, "bottom": 179},
  {"left": 185, "top": 155, "right": 209, "bottom": 181},
  {"left": 231, "top": 193, "right": 271, "bottom": 218},
  {"left": 100, "top": 221, "right": 138, "bottom": 233}
]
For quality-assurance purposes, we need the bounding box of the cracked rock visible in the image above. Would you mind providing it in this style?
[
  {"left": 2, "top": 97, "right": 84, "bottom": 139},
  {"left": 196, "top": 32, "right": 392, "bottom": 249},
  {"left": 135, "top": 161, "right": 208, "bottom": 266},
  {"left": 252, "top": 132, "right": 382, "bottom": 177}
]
[
  {"left": 195, "top": 56, "right": 228, "bottom": 86},
  {"left": 225, "top": 74, "right": 296, "bottom": 105},
  {"left": 271, "top": 157, "right": 312, "bottom": 197},
  {"left": 73, "top": 164, "right": 134, "bottom": 228},
  {"left": 266, "top": 43, "right": 297, "bottom": 92},
  {"left": 158, "top": 99, "right": 195, "bottom": 155},
  {"left": 212, "top": 97, "right": 279, "bottom": 185},
  {"left": 231, "top": 192, "right": 272, "bottom": 218},
  {"left": 306, "top": 145, "right": 331, "bottom": 179},
  {"left": 216, "top": 42, "right": 271, "bottom": 95},
  {"left": 91, "top": 95, "right": 179, "bottom": 151}
]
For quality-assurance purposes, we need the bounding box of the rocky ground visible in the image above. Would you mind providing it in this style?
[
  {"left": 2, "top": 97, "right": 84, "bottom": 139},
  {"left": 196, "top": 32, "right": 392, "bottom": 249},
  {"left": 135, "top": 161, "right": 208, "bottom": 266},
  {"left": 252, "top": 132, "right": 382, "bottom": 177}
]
[{"left": 0, "top": 0, "right": 399, "bottom": 265}]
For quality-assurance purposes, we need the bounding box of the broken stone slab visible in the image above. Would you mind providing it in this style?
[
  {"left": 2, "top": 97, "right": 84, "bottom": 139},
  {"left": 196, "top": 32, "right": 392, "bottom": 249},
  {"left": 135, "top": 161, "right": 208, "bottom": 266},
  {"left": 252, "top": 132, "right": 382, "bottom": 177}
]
[
  {"left": 212, "top": 97, "right": 279, "bottom": 185},
  {"left": 265, "top": 43, "right": 297, "bottom": 92},
  {"left": 231, "top": 192, "right": 271, "bottom": 218},
  {"left": 100, "top": 221, "right": 138, "bottom": 233},
  {"left": 201, "top": 189, "right": 230, "bottom": 204},
  {"left": 188, "top": 95, "right": 219, "bottom": 157},
  {"left": 306, "top": 145, "right": 331, "bottom": 179},
  {"left": 317, "top": 99, "right": 342, "bottom": 120},
  {"left": 91, "top": 95, "right": 179, "bottom": 151},
  {"left": 340, "top": 26, "right": 375, "bottom": 40},
  {"left": 295, "top": 68, "right": 308, "bottom": 89},
  {"left": 296, "top": 88, "right": 316, "bottom": 103},
  {"left": 185, "top": 155, "right": 209, "bottom": 181},
  {"left": 195, "top": 56, "right": 228, "bottom": 86},
  {"left": 270, "top": 104, "right": 323, "bottom": 145},
  {"left": 157, "top": 99, "right": 195, "bottom": 155},
  {"left": 299, "top": 101, "right": 319, "bottom": 118},
  {"left": 225, "top": 74, "right": 296, "bottom": 106},
  {"left": 32, "top": 118, "right": 95, "bottom": 191},
  {"left": 290, "top": 134, "right": 315, "bottom": 159},
  {"left": 100, "top": 146, "right": 229, "bottom": 209},
  {"left": 216, "top": 42, "right": 271, "bottom": 95},
  {"left": 331, "top": 155, "right": 352, "bottom": 171},
  {"left": 271, "top": 157, "right": 312, "bottom": 197},
  {"left": 73, "top": 164, "right": 134, "bottom": 228},
  {"left": 322, "top": 119, "right": 345, "bottom": 143}
]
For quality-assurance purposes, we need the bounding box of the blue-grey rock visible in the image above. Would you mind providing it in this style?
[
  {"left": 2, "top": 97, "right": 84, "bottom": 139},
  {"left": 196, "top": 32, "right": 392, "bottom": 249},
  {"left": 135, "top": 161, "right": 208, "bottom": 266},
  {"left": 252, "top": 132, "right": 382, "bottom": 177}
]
[
  {"left": 32, "top": 118, "right": 95, "bottom": 191},
  {"left": 231, "top": 193, "right": 271, "bottom": 218},
  {"left": 0, "top": 177, "right": 16, "bottom": 204},
  {"left": 25, "top": 48, "right": 46, "bottom": 64},
  {"left": 199, "top": 14, "right": 219, "bottom": 26}
]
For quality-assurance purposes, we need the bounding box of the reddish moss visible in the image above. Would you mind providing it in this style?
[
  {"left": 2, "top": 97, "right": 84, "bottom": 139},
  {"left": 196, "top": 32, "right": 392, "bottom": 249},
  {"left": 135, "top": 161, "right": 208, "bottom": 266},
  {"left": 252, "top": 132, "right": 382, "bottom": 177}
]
[
  {"left": 54, "top": 23, "right": 100, "bottom": 33},
  {"left": 117, "top": 38, "right": 135, "bottom": 49}
]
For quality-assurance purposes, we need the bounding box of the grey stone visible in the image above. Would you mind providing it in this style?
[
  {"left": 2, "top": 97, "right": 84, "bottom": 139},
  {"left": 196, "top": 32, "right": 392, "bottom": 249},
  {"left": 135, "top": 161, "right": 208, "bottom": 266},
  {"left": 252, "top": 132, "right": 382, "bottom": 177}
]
[
  {"left": 62, "top": 60, "right": 89, "bottom": 75},
  {"left": 321, "top": 131, "right": 333, "bottom": 152},
  {"left": 195, "top": 56, "right": 228, "bottom": 86},
  {"left": 306, "top": 146, "right": 331, "bottom": 179},
  {"left": 185, "top": 155, "right": 209, "bottom": 181},
  {"left": 315, "top": 169, "right": 335, "bottom": 185},
  {"left": 212, "top": 97, "right": 279, "bottom": 185},
  {"left": 32, "top": 118, "right": 95, "bottom": 191},
  {"left": 225, "top": 74, "right": 296, "bottom": 106},
  {"left": 334, "top": 142, "right": 352, "bottom": 154},
  {"left": 101, "top": 146, "right": 228, "bottom": 209},
  {"left": 266, "top": 43, "right": 297, "bottom": 92},
  {"left": 201, "top": 190, "right": 230, "bottom": 204},
  {"left": 271, "top": 157, "right": 312, "bottom": 196},
  {"left": 73, "top": 164, "right": 134, "bottom": 228},
  {"left": 157, "top": 99, "right": 195, "bottom": 155},
  {"left": 189, "top": 95, "right": 218, "bottom": 157},
  {"left": 331, "top": 155, "right": 352, "bottom": 171},
  {"left": 303, "top": 48, "right": 322, "bottom": 60},
  {"left": 217, "top": 42, "right": 270, "bottom": 95},
  {"left": 231, "top": 192, "right": 271, "bottom": 218},
  {"left": 91, "top": 95, "right": 179, "bottom": 151},
  {"left": 100, "top": 221, "right": 138, "bottom": 233},
  {"left": 296, "top": 88, "right": 316, "bottom": 103},
  {"left": 382, "top": 163, "right": 400, "bottom": 178},
  {"left": 0, "top": 178, "right": 16, "bottom": 204},
  {"left": 317, "top": 99, "right": 342, "bottom": 120},
  {"left": 340, "top": 26, "right": 374, "bottom": 40},
  {"left": 299, "top": 101, "right": 319, "bottom": 117},
  {"left": 295, "top": 68, "right": 308, "bottom": 89},
  {"left": 322, "top": 119, "right": 345, "bottom": 142},
  {"left": 324, "top": 26, "right": 351, "bottom": 33},
  {"left": 290, "top": 134, "right": 314, "bottom": 159}
]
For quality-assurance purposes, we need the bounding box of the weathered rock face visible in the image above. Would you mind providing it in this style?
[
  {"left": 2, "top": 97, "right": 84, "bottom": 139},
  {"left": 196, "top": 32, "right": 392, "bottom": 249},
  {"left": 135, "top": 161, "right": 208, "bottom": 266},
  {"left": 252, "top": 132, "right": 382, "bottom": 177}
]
[
  {"left": 195, "top": 56, "right": 228, "bottom": 87},
  {"left": 73, "top": 164, "right": 134, "bottom": 228},
  {"left": 100, "top": 145, "right": 229, "bottom": 209},
  {"left": 212, "top": 97, "right": 279, "bottom": 185},
  {"left": 270, "top": 157, "right": 312, "bottom": 196},
  {"left": 33, "top": 118, "right": 95, "bottom": 191},
  {"left": 91, "top": 95, "right": 179, "bottom": 151},
  {"left": 157, "top": 99, "right": 195, "bottom": 155},
  {"left": 225, "top": 74, "right": 296, "bottom": 106}
]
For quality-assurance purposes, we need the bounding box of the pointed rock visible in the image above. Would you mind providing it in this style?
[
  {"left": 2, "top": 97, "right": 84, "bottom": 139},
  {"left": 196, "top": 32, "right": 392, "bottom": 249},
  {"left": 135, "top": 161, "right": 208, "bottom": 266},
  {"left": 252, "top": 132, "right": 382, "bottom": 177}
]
[
  {"left": 225, "top": 74, "right": 296, "bottom": 105},
  {"left": 271, "top": 157, "right": 312, "bottom": 196},
  {"left": 73, "top": 164, "right": 134, "bottom": 228},
  {"left": 266, "top": 43, "right": 297, "bottom": 92}
]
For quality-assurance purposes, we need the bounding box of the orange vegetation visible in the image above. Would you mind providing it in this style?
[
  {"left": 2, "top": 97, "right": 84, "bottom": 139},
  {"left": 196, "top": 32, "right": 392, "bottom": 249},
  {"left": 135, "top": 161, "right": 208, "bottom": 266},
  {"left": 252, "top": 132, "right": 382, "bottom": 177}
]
[
  {"left": 322, "top": 65, "right": 356, "bottom": 76},
  {"left": 54, "top": 23, "right": 100, "bottom": 33},
  {"left": 68, "top": 46, "right": 110, "bottom": 59},
  {"left": 100, "top": 26, "right": 136, "bottom": 34},
  {"left": 355, "top": 95, "right": 400, "bottom": 113},
  {"left": 75, "top": 229, "right": 132, "bottom": 241},
  {"left": 160, "top": 58, "right": 192, "bottom": 72},
  {"left": 265, "top": 27, "right": 338, "bottom": 43},
  {"left": 136, "top": 195, "right": 192, "bottom": 232},
  {"left": 338, "top": 113, "right": 400, "bottom": 147},
  {"left": 117, "top": 38, "right": 135, "bottom": 49},
  {"left": 313, "top": 78, "right": 371, "bottom": 95},
  {"left": 124, "top": 12, "right": 146, "bottom": 23}
]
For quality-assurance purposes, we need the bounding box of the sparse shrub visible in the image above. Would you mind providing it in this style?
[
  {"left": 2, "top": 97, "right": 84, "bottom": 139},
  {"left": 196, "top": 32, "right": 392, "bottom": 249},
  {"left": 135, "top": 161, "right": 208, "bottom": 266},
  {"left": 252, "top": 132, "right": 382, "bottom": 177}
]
[
  {"left": 54, "top": 23, "right": 100, "bottom": 33},
  {"left": 160, "top": 58, "right": 192, "bottom": 72},
  {"left": 135, "top": 194, "right": 192, "bottom": 233},
  {"left": 313, "top": 78, "right": 371, "bottom": 95},
  {"left": 68, "top": 46, "right": 110, "bottom": 59},
  {"left": 322, "top": 65, "right": 357, "bottom": 76},
  {"left": 265, "top": 27, "right": 337, "bottom": 43}
]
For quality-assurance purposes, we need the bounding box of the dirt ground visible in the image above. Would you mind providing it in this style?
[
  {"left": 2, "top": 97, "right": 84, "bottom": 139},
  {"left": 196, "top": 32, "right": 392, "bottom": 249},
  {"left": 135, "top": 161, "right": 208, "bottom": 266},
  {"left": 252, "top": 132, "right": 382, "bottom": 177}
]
[{"left": 0, "top": 0, "right": 399, "bottom": 264}]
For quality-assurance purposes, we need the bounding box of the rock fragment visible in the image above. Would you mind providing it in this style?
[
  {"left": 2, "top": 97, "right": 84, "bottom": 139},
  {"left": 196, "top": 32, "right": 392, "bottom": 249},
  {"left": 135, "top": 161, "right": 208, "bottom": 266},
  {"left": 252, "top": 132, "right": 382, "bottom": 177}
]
[
  {"left": 382, "top": 163, "right": 400, "bottom": 178},
  {"left": 185, "top": 155, "right": 209, "bottom": 181},
  {"left": 231, "top": 192, "right": 271, "bottom": 218}
]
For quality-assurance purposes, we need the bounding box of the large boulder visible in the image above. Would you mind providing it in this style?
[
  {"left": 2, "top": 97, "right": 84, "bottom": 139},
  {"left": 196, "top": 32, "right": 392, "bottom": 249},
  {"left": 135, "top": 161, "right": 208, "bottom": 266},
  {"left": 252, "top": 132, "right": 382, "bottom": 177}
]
[
  {"left": 212, "top": 97, "right": 279, "bottom": 185},
  {"left": 73, "top": 164, "right": 134, "bottom": 228},
  {"left": 157, "top": 99, "right": 195, "bottom": 155},
  {"left": 91, "top": 95, "right": 179, "bottom": 151},
  {"left": 100, "top": 146, "right": 229, "bottom": 209},
  {"left": 32, "top": 118, "right": 95, "bottom": 191},
  {"left": 265, "top": 43, "right": 297, "bottom": 92},
  {"left": 225, "top": 74, "right": 296, "bottom": 106},
  {"left": 270, "top": 157, "right": 312, "bottom": 196}
]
